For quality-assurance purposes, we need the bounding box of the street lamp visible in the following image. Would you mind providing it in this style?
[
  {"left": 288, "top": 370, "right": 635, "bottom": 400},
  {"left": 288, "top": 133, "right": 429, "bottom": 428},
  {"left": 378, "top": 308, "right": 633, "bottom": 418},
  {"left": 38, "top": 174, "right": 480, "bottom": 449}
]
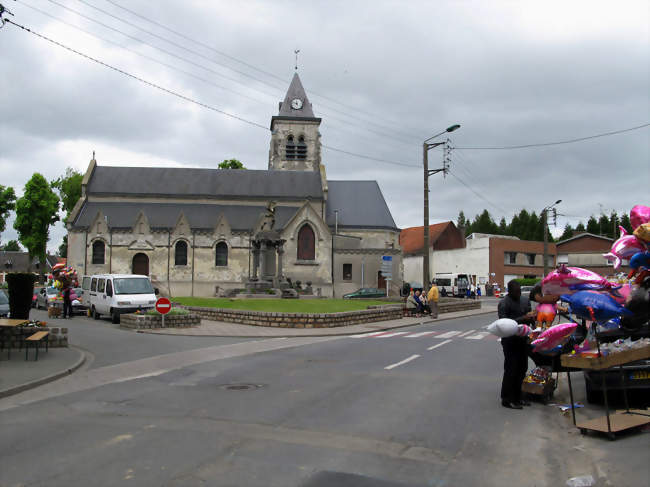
[
  {"left": 423, "top": 124, "right": 461, "bottom": 289},
  {"left": 542, "top": 199, "right": 562, "bottom": 278}
]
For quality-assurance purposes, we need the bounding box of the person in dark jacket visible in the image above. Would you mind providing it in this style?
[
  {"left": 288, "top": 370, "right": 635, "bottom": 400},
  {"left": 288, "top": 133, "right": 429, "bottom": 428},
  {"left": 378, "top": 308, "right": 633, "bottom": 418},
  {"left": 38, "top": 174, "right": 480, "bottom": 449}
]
[
  {"left": 498, "top": 280, "right": 536, "bottom": 409},
  {"left": 62, "top": 280, "right": 73, "bottom": 319}
]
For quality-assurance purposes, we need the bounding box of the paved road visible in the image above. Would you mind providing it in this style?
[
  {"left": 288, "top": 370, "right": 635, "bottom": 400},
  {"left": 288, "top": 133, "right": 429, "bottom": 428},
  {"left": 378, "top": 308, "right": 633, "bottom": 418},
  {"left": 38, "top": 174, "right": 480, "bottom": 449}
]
[{"left": 0, "top": 313, "right": 646, "bottom": 486}]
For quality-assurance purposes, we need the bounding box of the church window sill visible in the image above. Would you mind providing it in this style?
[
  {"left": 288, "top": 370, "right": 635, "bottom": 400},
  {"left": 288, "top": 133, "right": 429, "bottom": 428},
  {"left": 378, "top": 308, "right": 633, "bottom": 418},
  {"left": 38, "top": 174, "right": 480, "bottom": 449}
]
[{"left": 294, "top": 260, "right": 318, "bottom": 266}]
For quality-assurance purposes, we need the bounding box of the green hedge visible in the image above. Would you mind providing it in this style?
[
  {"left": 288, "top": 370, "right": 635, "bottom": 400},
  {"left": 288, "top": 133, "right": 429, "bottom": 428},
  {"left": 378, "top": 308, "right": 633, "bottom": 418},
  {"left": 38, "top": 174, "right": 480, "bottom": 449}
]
[
  {"left": 513, "top": 278, "right": 541, "bottom": 287},
  {"left": 6, "top": 273, "right": 37, "bottom": 319}
]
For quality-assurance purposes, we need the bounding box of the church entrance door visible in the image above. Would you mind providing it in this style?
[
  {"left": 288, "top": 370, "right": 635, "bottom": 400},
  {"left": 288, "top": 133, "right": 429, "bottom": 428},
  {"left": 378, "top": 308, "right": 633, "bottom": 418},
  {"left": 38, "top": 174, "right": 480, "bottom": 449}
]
[
  {"left": 132, "top": 253, "right": 149, "bottom": 276},
  {"left": 377, "top": 271, "right": 386, "bottom": 290}
]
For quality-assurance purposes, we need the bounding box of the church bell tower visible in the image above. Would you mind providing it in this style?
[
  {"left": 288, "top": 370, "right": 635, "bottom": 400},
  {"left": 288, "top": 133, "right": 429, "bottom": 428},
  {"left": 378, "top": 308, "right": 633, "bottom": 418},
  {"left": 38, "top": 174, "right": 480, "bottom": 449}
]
[{"left": 268, "top": 73, "right": 322, "bottom": 171}]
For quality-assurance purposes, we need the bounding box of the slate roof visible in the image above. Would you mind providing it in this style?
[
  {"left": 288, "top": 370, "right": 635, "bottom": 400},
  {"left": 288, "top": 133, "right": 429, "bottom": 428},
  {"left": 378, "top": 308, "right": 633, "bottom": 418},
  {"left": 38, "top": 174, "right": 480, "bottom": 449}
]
[
  {"left": 278, "top": 73, "right": 315, "bottom": 117},
  {"left": 0, "top": 251, "right": 55, "bottom": 272},
  {"left": 73, "top": 202, "right": 300, "bottom": 231},
  {"left": 325, "top": 181, "right": 399, "bottom": 231},
  {"left": 86, "top": 166, "right": 324, "bottom": 200}
]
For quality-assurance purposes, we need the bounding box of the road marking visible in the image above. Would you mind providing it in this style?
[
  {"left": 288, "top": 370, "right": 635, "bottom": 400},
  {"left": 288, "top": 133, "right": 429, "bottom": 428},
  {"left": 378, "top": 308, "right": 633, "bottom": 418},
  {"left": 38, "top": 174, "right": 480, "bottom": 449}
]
[
  {"left": 375, "top": 332, "right": 409, "bottom": 338},
  {"left": 465, "top": 332, "right": 490, "bottom": 340},
  {"left": 384, "top": 354, "right": 420, "bottom": 370},
  {"left": 427, "top": 339, "right": 453, "bottom": 351},
  {"left": 436, "top": 331, "right": 461, "bottom": 339},
  {"left": 350, "top": 332, "right": 387, "bottom": 338},
  {"left": 405, "top": 331, "right": 439, "bottom": 338},
  {"left": 457, "top": 330, "right": 475, "bottom": 337}
]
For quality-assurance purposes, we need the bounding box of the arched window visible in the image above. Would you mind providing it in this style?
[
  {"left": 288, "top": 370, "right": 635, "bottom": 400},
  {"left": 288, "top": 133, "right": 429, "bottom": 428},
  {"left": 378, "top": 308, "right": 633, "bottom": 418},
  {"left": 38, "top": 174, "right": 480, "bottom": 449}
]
[
  {"left": 296, "top": 135, "right": 307, "bottom": 160},
  {"left": 91, "top": 240, "right": 105, "bottom": 265},
  {"left": 285, "top": 135, "right": 296, "bottom": 159},
  {"left": 215, "top": 242, "right": 228, "bottom": 267},
  {"left": 297, "top": 224, "right": 315, "bottom": 260},
  {"left": 175, "top": 241, "right": 188, "bottom": 266}
]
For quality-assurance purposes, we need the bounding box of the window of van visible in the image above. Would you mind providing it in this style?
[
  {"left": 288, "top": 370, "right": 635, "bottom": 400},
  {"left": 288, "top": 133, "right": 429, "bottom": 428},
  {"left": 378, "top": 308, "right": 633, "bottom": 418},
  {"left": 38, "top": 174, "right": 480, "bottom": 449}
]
[
  {"left": 91, "top": 278, "right": 97, "bottom": 292},
  {"left": 98, "top": 278, "right": 106, "bottom": 293},
  {"left": 106, "top": 280, "right": 113, "bottom": 296},
  {"left": 114, "top": 277, "right": 154, "bottom": 295},
  {"left": 82, "top": 276, "right": 91, "bottom": 290}
]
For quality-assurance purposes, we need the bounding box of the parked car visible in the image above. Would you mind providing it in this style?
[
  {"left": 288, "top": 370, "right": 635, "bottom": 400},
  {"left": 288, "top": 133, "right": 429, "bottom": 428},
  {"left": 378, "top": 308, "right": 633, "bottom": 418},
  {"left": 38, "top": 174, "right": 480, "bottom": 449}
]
[
  {"left": 0, "top": 290, "right": 9, "bottom": 317},
  {"left": 343, "top": 287, "right": 386, "bottom": 299},
  {"left": 36, "top": 287, "right": 60, "bottom": 309}
]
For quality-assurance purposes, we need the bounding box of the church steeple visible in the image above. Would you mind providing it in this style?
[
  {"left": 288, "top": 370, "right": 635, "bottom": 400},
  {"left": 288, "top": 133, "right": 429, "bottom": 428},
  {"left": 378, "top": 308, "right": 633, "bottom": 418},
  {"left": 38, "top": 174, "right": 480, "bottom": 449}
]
[
  {"left": 269, "top": 74, "right": 322, "bottom": 172},
  {"left": 278, "top": 73, "right": 315, "bottom": 118}
]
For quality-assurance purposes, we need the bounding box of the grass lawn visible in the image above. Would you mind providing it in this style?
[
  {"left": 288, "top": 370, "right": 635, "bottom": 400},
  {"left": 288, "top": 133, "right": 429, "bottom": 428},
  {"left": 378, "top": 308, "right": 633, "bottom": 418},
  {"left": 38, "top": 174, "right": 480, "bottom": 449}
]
[{"left": 173, "top": 297, "right": 390, "bottom": 313}]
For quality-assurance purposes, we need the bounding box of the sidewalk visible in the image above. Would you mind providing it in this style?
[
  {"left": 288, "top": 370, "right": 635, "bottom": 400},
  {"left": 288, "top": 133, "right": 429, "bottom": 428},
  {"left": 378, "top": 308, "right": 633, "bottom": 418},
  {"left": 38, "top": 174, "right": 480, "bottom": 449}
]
[
  {"left": 0, "top": 346, "right": 86, "bottom": 399},
  {"left": 141, "top": 304, "right": 498, "bottom": 337}
]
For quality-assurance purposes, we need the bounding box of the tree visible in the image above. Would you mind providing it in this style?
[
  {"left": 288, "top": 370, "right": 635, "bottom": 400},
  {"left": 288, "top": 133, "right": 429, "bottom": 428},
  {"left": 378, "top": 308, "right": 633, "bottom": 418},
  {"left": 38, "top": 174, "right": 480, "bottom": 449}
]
[
  {"left": 218, "top": 159, "right": 246, "bottom": 170},
  {"left": 1, "top": 240, "right": 21, "bottom": 251},
  {"left": 586, "top": 216, "right": 599, "bottom": 234},
  {"left": 14, "top": 173, "right": 60, "bottom": 280},
  {"left": 58, "top": 235, "right": 68, "bottom": 258},
  {"left": 559, "top": 223, "right": 574, "bottom": 241},
  {"left": 607, "top": 211, "right": 619, "bottom": 239},
  {"left": 51, "top": 167, "right": 83, "bottom": 223},
  {"left": 0, "top": 184, "right": 16, "bottom": 246},
  {"left": 619, "top": 213, "right": 632, "bottom": 235},
  {"left": 471, "top": 209, "right": 499, "bottom": 234},
  {"left": 575, "top": 222, "right": 586, "bottom": 232},
  {"left": 498, "top": 217, "right": 508, "bottom": 235}
]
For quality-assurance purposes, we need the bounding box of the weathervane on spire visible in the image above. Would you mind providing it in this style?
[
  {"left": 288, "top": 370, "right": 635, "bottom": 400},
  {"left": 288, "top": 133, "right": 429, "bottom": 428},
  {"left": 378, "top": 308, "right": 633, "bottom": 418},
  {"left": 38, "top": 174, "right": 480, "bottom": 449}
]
[{"left": 294, "top": 49, "right": 300, "bottom": 71}]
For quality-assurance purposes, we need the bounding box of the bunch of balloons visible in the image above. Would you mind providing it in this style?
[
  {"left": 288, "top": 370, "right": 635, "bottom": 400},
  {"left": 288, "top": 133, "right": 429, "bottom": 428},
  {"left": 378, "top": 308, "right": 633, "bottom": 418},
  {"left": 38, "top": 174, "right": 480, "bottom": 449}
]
[
  {"left": 48, "top": 263, "right": 79, "bottom": 289},
  {"left": 543, "top": 204, "right": 650, "bottom": 331}
]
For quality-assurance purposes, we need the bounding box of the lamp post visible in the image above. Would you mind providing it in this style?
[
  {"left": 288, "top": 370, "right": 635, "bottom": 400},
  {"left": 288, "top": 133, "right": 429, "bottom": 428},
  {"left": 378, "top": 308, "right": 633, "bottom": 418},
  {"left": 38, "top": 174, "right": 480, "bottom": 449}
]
[
  {"left": 423, "top": 124, "right": 460, "bottom": 289},
  {"left": 542, "top": 199, "right": 562, "bottom": 278}
]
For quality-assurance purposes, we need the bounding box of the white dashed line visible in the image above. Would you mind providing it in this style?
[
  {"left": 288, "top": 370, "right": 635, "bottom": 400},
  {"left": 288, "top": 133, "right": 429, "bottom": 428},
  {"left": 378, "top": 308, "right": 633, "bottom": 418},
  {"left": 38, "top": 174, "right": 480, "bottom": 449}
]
[
  {"left": 384, "top": 354, "right": 421, "bottom": 370},
  {"left": 466, "top": 332, "right": 490, "bottom": 340},
  {"left": 404, "top": 331, "right": 439, "bottom": 338},
  {"left": 375, "top": 332, "right": 410, "bottom": 338},
  {"left": 436, "top": 331, "right": 461, "bottom": 339},
  {"left": 457, "top": 330, "right": 475, "bottom": 337},
  {"left": 427, "top": 339, "right": 453, "bottom": 351}
]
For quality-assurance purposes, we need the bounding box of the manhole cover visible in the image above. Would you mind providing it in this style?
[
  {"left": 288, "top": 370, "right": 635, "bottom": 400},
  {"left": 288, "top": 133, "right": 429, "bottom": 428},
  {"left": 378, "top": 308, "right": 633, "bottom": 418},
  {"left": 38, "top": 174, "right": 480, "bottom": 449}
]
[{"left": 218, "top": 383, "right": 264, "bottom": 391}]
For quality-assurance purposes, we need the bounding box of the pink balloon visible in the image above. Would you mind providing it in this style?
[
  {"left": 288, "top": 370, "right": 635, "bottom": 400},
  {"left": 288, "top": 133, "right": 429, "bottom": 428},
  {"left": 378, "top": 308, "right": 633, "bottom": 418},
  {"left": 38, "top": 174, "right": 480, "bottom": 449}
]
[
  {"left": 531, "top": 322, "right": 578, "bottom": 352},
  {"left": 630, "top": 205, "right": 650, "bottom": 230},
  {"left": 542, "top": 265, "right": 611, "bottom": 296},
  {"left": 603, "top": 226, "right": 647, "bottom": 269}
]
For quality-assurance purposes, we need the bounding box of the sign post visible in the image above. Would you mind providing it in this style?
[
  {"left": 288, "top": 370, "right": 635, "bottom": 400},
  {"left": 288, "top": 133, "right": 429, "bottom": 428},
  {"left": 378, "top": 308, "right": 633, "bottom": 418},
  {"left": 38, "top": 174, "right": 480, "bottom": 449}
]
[
  {"left": 156, "top": 297, "right": 171, "bottom": 327},
  {"left": 381, "top": 255, "right": 393, "bottom": 297}
]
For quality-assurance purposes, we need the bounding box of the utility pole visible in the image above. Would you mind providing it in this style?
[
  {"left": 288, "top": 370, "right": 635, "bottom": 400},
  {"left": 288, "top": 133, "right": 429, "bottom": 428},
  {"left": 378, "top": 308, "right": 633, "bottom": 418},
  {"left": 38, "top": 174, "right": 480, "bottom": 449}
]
[
  {"left": 542, "top": 200, "right": 561, "bottom": 278},
  {"left": 423, "top": 125, "right": 460, "bottom": 289}
]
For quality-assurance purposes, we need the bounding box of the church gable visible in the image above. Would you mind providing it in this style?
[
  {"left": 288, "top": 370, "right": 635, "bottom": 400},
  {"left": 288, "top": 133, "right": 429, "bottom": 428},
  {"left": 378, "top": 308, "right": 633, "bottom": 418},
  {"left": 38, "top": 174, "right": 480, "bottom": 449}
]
[
  {"left": 172, "top": 212, "right": 191, "bottom": 237},
  {"left": 283, "top": 202, "right": 329, "bottom": 243},
  {"left": 213, "top": 214, "right": 232, "bottom": 240},
  {"left": 89, "top": 210, "right": 109, "bottom": 236}
]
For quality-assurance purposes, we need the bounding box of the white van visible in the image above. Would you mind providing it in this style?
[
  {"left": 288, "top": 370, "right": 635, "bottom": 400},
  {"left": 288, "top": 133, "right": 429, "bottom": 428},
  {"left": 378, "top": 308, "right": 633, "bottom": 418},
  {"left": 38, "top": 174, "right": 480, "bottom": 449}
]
[
  {"left": 88, "top": 274, "right": 158, "bottom": 323},
  {"left": 433, "top": 273, "right": 470, "bottom": 297}
]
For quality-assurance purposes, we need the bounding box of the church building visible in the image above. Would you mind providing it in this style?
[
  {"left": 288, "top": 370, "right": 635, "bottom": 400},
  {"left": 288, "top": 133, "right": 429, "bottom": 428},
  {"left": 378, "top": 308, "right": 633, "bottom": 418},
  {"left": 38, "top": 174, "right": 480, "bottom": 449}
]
[{"left": 66, "top": 73, "right": 402, "bottom": 297}]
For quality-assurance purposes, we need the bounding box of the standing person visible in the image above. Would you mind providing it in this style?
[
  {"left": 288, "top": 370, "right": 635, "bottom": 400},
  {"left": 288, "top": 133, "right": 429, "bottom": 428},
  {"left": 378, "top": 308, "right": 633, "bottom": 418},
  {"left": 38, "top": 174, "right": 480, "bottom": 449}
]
[
  {"left": 476, "top": 285, "right": 482, "bottom": 299},
  {"left": 427, "top": 283, "right": 439, "bottom": 319},
  {"left": 62, "top": 279, "right": 73, "bottom": 319},
  {"left": 498, "top": 280, "right": 536, "bottom": 409}
]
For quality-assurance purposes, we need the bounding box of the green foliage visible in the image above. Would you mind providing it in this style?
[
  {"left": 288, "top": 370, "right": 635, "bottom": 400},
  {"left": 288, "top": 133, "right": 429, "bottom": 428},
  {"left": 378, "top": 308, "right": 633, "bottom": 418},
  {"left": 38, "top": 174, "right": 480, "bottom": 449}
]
[
  {"left": 619, "top": 214, "right": 632, "bottom": 235},
  {"left": 173, "top": 297, "right": 387, "bottom": 313},
  {"left": 559, "top": 223, "right": 574, "bottom": 241},
  {"left": 457, "top": 210, "right": 467, "bottom": 229},
  {"left": 218, "top": 159, "right": 246, "bottom": 170},
  {"left": 513, "top": 278, "right": 540, "bottom": 286},
  {"left": 58, "top": 235, "right": 68, "bottom": 258},
  {"left": 51, "top": 167, "right": 83, "bottom": 223},
  {"left": 586, "top": 216, "right": 599, "bottom": 234},
  {"left": 6, "top": 272, "right": 37, "bottom": 319},
  {"left": 575, "top": 222, "right": 586, "bottom": 232},
  {"left": 14, "top": 173, "right": 60, "bottom": 269},
  {"left": 0, "top": 184, "right": 16, "bottom": 235},
  {"left": 1, "top": 240, "right": 21, "bottom": 251}
]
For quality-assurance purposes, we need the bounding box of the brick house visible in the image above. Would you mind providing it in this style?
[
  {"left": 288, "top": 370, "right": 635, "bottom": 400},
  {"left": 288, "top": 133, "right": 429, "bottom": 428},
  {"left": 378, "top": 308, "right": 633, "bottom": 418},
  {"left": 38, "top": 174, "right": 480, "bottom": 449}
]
[{"left": 555, "top": 232, "right": 614, "bottom": 277}]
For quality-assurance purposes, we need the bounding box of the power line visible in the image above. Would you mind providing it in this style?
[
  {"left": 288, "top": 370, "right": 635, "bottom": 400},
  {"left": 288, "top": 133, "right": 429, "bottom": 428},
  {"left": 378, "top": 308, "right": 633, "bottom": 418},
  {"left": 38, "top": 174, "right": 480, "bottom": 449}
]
[
  {"left": 36, "top": 0, "right": 419, "bottom": 146},
  {"left": 102, "top": 0, "right": 426, "bottom": 136},
  {"left": 5, "top": 18, "right": 420, "bottom": 170},
  {"left": 455, "top": 123, "right": 650, "bottom": 150},
  {"left": 447, "top": 170, "right": 507, "bottom": 214},
  {"left": 5, "top": 18, "right": 269, "bottom": 130}
]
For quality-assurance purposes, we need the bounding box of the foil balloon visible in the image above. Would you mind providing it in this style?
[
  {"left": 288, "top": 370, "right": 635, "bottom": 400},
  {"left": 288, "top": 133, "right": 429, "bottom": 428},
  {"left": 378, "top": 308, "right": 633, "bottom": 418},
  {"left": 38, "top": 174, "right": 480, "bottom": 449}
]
[
  {"left": 517, "top": 324, "right": 531, "bottom": 337},
  {"left": 630, "top": 205, "right": 650, "bottom": 230},
  {"left": 633, "top": 223, "right": 650, "bottom": 244},
  {"left": 561, "top": 290, "right": 633, "bottom": 324},
  {"left": 536, "top": 303, "right": 557, "bottom": 326},
  {"left": 531, "top": 322, "right": 578, "bottom": 352},
  {"left": 542, "top": 264, "right": 612, "bottom": 296},
  {"left": 628, "top": 251, "right": 650, "bottom": 278},
  {"left": 606, "top": 282, "right": 633, "bottom": 305},
  {"left": 486, "top": 318, "right": 519, "bottom": 337},
  {"left": 602, "top": 227, "right": 646, "bottom": 270}
]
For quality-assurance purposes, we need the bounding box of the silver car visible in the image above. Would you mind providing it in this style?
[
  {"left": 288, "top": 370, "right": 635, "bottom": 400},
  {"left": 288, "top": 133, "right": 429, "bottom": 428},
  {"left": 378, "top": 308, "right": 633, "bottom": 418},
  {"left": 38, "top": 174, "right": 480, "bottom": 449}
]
[
  {"left": 37, "top": 287, "right": 60, "bottom": 309},
  {"left": 0, "top": 289, "right": 9, "bottom": 317}
]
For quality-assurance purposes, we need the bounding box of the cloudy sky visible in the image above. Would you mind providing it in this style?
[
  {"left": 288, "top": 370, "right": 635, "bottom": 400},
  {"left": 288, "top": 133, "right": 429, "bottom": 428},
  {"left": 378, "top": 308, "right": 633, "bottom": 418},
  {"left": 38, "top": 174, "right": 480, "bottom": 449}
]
[{"left": 1, "top": 0, "right": 648, "bottom": 253}]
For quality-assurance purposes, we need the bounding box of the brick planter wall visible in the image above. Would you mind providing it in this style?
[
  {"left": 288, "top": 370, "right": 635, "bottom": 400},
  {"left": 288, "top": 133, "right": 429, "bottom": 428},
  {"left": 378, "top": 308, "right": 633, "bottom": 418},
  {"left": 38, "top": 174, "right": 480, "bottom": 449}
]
[
  {"left": 3, "top": 326, "right": 69, "bottom": 348},
  {"left": 178, "top": 305, "right": 404, "bottom": 328},
  {"left": 120, "top": 313, "right": 201, "bottom": 330}
]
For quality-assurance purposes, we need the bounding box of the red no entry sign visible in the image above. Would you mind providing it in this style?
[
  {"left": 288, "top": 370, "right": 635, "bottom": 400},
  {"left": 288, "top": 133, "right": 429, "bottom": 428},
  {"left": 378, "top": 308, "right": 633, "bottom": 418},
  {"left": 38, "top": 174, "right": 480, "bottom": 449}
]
[{"left": 155, "top": 297, "right": 172, "bottom": 314}]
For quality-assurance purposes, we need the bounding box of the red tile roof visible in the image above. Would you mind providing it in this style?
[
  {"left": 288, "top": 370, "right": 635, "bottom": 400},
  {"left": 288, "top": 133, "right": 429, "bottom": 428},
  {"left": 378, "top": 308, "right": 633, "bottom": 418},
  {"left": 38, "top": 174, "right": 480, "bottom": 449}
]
[{"left": 400, "top": 222, "right": 454, "bottom": 254}]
